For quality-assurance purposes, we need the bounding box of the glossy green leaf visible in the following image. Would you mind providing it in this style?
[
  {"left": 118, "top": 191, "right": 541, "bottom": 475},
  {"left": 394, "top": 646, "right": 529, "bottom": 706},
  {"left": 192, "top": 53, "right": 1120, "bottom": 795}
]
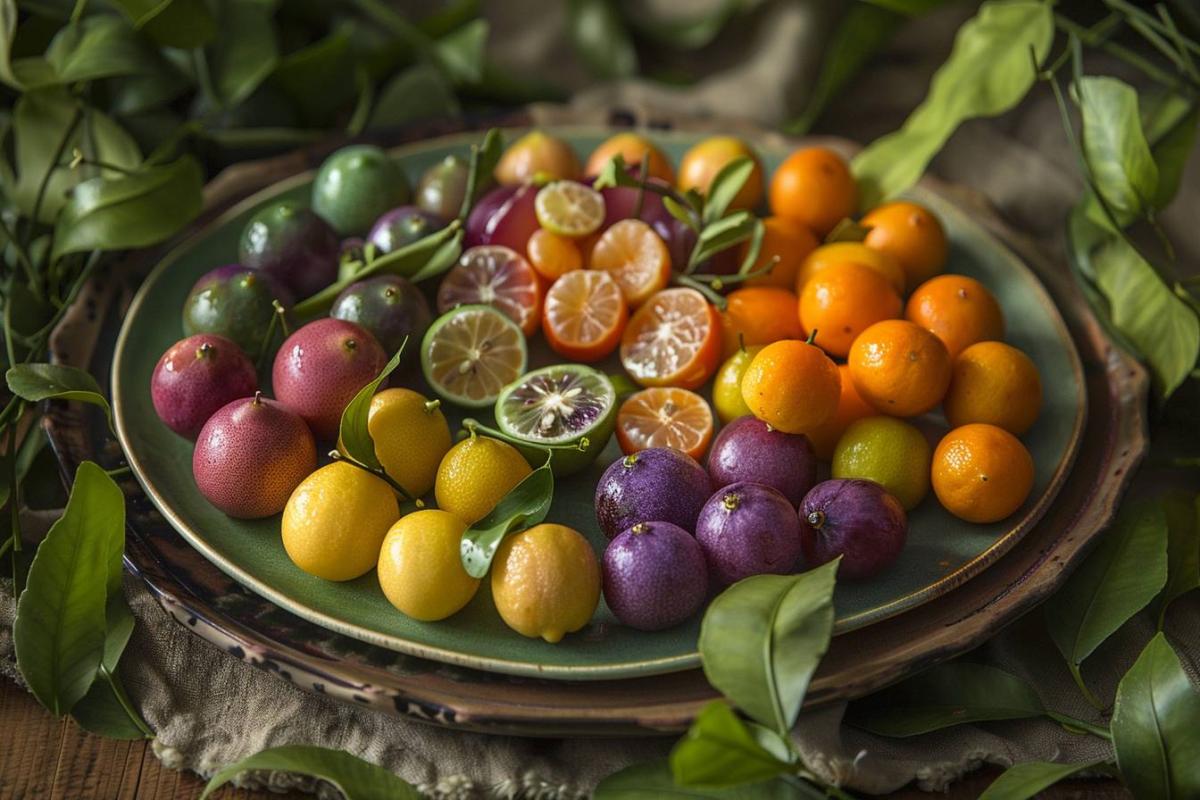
[
  {"left": 201, "top": 745, "right": 420, "bottom": 800},
  {"left": 1158, "top": 493, "right": 1200, "bottom": 625},
  {"left": 46, "top": 14, "right": 158, "bottom": 83},
  {"left": 1047, "top": 501, "right": 1169, "bottom": 672},
  {"left": 735, "top": 219, "right": 765, "bottom": 276},
  {"left": 460, "top": 456, "right": 553, "bottom": 578},
  {"left": 663, "top": 195, "right": 701, "bottom": 233},
  {"left": 978, "top": 760, "right": 1106, "bottom": 800},
  {"left": 369, "top": 63, "right": 461, "bottom": 131},
  {"left": 52, "top": 155, "right": 203, "bottom": 260},
  {"left": 1142, "top": 93, "right": 1198, "bottom": 210},
  {"left": 13, "top": 462, "right": 125, "bottom": 714},
  {"left": 458, "top": 128, "right": 503, "bottom": 220},
  {"left": 338, "top": 340, "right": 409, "bottom": 473},
  {"left": 7, "top": 363, "right": 113, "bottom": 429},
  {"left": 110, "top": 0, "right": 217, "bottom": 48},
  {"left": 702, "top": 157, "right": 755, "bottom": 225},
  {"left": 846, "top": 662, "right": 1045, "bottom": 737},
  {"left": 208, "top": 0, "right": 279, "bottom": 108},
  {"left": 1076, "top": 76, "right": 1159, "bottom": 226},
  {"left": 294, "top": 222, "right": 463, "bottom": 317},
  {"left": 824, "top": 218, "right": 871, "bottom": 244},
  {"left": 0, "top": 0, "right": 58, "bottom": 89},
  {"left": 71, "top": 601, "right": 149, "bottom": 740},
  {"left": 670, "top": 702, "right": 792, "bottom": 788},
  {"left": 594, "top": 760, "right": 807, "bottom": 800},
  {"left": 699, "top": 560, "right": 839, "bottom": 734},
  {"left": 567, "top": 0, "right": 637, "bottom": 80},
  {"left": 622, "top": 0, "right": 764, "bottom": 50},
  {"left": 272, "top": 31, "right": 355, "bottom": 124},
  {"left": 691, "top": 211, "right": 757, "bottom": 268},
  {"left": 1112, "top": 633, "right": 1200, "bottom": 798},
  {"left": 435, "top": 18, "right": 488, "bottom": 85},
  {"left": 851, "top": 0, "right": 1053, "bottom": 208},
  {"left": 408, "top": 226, "right": 465, "bottom": 283},
  {"left": 12, "top": 89, "right": 81, "bottom": 223}
]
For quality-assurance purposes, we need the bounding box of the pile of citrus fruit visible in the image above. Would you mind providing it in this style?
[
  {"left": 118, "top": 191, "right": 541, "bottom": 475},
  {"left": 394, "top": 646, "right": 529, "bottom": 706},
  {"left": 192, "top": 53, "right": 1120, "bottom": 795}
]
[{"left": 149, "top": 127, "right": 1044, "bottom": 644}]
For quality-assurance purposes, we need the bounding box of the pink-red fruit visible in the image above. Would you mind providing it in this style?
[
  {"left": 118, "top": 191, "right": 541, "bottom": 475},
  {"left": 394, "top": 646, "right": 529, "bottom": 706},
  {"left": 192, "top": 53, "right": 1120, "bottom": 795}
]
[{"left": 151, "top": 333, "right": 257, "bottom": 439}]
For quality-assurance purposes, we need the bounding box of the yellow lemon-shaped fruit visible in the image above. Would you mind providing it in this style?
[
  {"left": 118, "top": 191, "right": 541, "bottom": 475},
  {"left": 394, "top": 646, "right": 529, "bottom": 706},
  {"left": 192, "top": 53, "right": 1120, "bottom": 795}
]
[
  {"left": 366, "top": 388, "right": 451, "bottom": 496},
  {"left": 712, "top": 345, "right": 762, "bottom": 425},
  {"left": 377, "top": 509, "right": 479, "bottom": 621},
  {"left": 435, "top": 435, "right": 532, "bottom": 524},
  {"left": 491, "top": 523, "right": 600, "bottom": 643},
  {"left": 281, "top": 462, "right": 399, "bottom": 581}
]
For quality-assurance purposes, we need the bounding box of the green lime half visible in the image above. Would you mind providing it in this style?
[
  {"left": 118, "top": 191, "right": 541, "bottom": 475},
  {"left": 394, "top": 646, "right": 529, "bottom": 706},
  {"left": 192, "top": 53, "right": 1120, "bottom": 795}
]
[
  {"left": 495, "top": 364, "right": 617, "bottom": 476},
  {"left": 421, "top": 305, "right": 528, "bottom": 408}
]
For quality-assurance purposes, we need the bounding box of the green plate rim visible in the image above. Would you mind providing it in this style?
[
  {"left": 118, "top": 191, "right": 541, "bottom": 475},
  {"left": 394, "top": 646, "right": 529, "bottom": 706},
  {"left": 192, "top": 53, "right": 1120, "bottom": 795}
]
[{"left": 112, "top": 126, "right": 1086, "bottom": 679}]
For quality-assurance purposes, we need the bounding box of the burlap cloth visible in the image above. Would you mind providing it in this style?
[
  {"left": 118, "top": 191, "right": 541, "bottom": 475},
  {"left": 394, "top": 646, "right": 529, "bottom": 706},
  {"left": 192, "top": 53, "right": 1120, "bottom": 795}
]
[{"left": 3, "top": 1, "right": 1199, "bottom": 796}]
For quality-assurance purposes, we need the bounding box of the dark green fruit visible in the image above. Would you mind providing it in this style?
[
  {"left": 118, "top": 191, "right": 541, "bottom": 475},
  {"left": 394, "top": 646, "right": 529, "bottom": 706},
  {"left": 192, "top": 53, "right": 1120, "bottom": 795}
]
[
  {"left": 416, "top": 154, "right": 470, "bottom": 220},
  {"left": 366, "top": 206, "right": 443, "bottom": 254},
  {"left": 312, "top": 145, "right": 411, "bottom": 236},
  {"left": 239, "top": 200, "right": 338, "bottom": 299},
  {"left": 330, "top": 275, "right": 432, "bottom": 363},
  {"left": 182, "top": 265, "right": 290, "bottom": 354}
]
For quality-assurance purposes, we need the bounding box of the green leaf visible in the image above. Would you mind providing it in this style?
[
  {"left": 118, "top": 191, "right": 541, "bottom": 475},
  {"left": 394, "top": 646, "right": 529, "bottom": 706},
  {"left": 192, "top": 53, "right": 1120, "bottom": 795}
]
[
  {"left": 110, "top": 0, "right": 217, "bottom": 48},
  {"left": 13, "top": 462, "right": 125, "bottom": 715},
  {"left": 293, "top": 222, "right": 463, "bottom": 317},
  {"left": 595, "top": 760, "right": 805, "bottom": 800},
  {"left": 1142, "top": 93, "right": 1198, "bottom": 210},
  {"left": 460, "top": 456, "right": 553, "bottom": 578},
  {"left": 1157, "top": 493, "right": 1200, "bottom": 624},
  {"left": 699, "top": 560, "right": 839, "bottom": 734},
  {"left": 0, "top": 0, "right": 58, "bottom": 89},
  {"left": 408, "top": 227, "right": 466, "bottom": 283},
  {"left": 1076, "top": 76, "right": 1159, "bottom": 226},
  {"left": 46, "top": 14, "right": 158, "bottom": 83},
  {"left": 691, "top": 211, "right": 757, "bottom": 268},
  {"left": 1112, "top": 633, "right": 1200, "bottom": 798},
  {"left": 736, "top": 219, "right": 766, "bottom": 276},
  {"left": 1046, "top": 501, "right": 1169, "bottom": 673},
  {"left": 851, "top": 0, "right": 1053, "bottom": 208},
  {"left": 702, "top": 157, "right": 755, "bottom": 225},
  {"left": 52, "top": 155, "right": 203, "bottom": 260},
  {"left": 1088, "top": 226, "right": 1199, "bottom": 397},
  {"left": 7, "top": 363, "right": 113, "bottom": 430},
  {"left": 458, "top": 128, "right": 503, "bottom": 220},
  {"left": 824, "top": 218, "right": 871, "bottom": 244},
  {"left": 621, "top": 1, "right": 764, "bottom": 50},
  {"left": 338, "top": 340, "right": 409, "bottom": 473},
  {"left": 567, "top": 0, "right": 638, "bottom": 80},
  {"left": 978, "top": 761, "right": 1106, "bottom": 800},
  {"left": 208, "top": 0, "right": 279, "bottom": 108},
  {"left": 435, "top": 18, "right": 488, "bottom": 85},
  {"left": 846, "top": 662, "right": 1045, "bottom": 737},
  {"left": 670, "top": 702, "right": 792, "bottom": 788},
  {"left": 272, "top": 30, "right": 355, "bottom": 124},
  {"left": 663, "top": 195, "right": 701, "bottom": 233},
  {"left": 12, "top": 89, "right": 81, "bottom": 223},
  {"left": 369, "top": 62, "right": 461, "bottom": 131},
  {"left": 201, "top": 745, "right": 420, "bottom": 800},
  {"left": 70, "top": 670, "right": 149, "bottom": 740}
]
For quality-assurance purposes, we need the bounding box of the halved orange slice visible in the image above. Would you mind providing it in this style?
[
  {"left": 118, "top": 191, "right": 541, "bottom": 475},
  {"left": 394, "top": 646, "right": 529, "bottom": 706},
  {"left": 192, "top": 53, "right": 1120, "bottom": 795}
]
[
  {"left": 616, "top": 387, "right": 714, "bottom": 460},
  {"left": 589, "top": 218, "right": 672, "bottom": 307},
  {"left": 543, "top": 270, "right": 628, "bottom": 362},
  {"left": 620, "top": 287, "right": 722, "bottom": 390}
]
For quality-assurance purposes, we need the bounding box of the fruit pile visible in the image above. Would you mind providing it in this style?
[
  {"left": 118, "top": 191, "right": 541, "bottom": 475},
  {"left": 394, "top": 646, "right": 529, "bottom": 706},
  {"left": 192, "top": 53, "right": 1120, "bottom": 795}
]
[{"left": 149, "top": 128, "right": 1044, "bottom": 644}]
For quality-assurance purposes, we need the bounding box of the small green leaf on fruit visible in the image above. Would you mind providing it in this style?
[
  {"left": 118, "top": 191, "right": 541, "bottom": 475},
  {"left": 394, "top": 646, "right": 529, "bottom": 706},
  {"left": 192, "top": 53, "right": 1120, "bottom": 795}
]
[
  {"left": 460, "top": 458, "right": 554, "bottom": 579},
  {"left": 338, "top": 339, "right": 409, "bottom": 473}
]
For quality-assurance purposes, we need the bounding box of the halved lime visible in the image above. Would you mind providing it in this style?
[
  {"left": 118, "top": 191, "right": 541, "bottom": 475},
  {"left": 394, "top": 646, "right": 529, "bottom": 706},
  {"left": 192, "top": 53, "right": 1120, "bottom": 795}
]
[
  {"left": 534, "top": 181, "right": 605, "bottom": 238},
  {"left": 494, "top": 364, "right": 617, "bottom": 475},
  {"left": 421, "top": 305, "right": 528, "bottom": 408}
]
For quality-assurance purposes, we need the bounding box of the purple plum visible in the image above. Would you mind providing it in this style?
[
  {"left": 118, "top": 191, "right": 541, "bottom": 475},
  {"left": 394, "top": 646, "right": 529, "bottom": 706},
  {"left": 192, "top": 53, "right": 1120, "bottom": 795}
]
[
  {"left": 238, "top": 201, "right": 339, "bottom": 300},
  {"left": 707, "top": 415, "right": 818, "bottom": 506},
  {"left": 695, "top": 482, "right": 803, "bottom": 588},
  {"left": 465, "top": 183, "right": 539, "bottom": 254},
  {"left": 799, "top": 479, "right": 908, "bottom": 580},
  {"left": 594, "top": 447, "right": 712, "bottom": 539},
  {"left": 367, "top": 205, "right": 444, "bottom": 255},
  {"left": 603, "top": 521, "right": 708, "bottom": 631},
  {"left": 151, "top": 334, "right": 257, "bottom": 439}
]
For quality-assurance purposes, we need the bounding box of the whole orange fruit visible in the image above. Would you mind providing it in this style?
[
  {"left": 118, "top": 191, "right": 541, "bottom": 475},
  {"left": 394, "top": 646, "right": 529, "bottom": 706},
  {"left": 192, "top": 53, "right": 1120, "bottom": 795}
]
[
  {"left": 905, "top": 274, "right": 1004, "bottom": 359},
  {"left": 720, "top": 286, "right": 804, "bottom": 359},
  {"left": 494, "top": 130, "right": 582, "bottom": 185},
  {"left": 803, "top": 363, "right": 878, "bottom": 461},
  {"left": 585, "top": 132, "right": 675, "bottom": 183},
  {"left": 862, "top": 201, "right": 948, "bottom": 289},
  {"left": 944, "top": 341, "right": 1042, "bottom": 435},
  {"left": 740, "top": 216, "right": 819, "bottom": 289},
  {"left": 849, "top": 319, "right": 951, "bottom": 417},
  {"left": 678, "top": 136, "right": 764, "bottom": 211},
  {"left": 795, "top": 242, "right": 906, "bottom": 296},
  {"left": 799, "top": 262, "right": 902, "bottom": 358},
  {"left": 741, "top": 339, "right": 841, "bottom": 434},
  {"left": 769, "top": 147, "right": 857, "bottom": 236},
  {"left": 932, "top": 423, "right": 1035, "bottom": 523}
]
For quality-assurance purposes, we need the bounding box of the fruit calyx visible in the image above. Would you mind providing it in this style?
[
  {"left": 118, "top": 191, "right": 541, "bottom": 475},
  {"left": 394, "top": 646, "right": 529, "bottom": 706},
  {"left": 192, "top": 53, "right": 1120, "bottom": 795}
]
[
  {"left": 622, "top": 453, "right": 639, "bottom": 469},
  {"left": 722, "top": 492, "right": 741, "bottom": 512},
  {"left": 805, "top": 328, "right": 819, "bottom": 346},
  {"left": 195, "top": 342, "right": 215, "bottom": 360},
  {"left": 806, "top": 509, "right": 826, "bottom": 529},
  {"left": 631, "top": 522, "right": 650, "bottom": 535}
]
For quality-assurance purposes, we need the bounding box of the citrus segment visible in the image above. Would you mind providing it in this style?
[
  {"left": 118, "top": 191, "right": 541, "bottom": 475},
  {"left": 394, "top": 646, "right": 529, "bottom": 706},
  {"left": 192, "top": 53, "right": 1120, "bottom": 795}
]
[
  {"left": 615, "top": 387, "right": 715, "bottom": 460},
  {"left": 437, "top": 245, "right": 543, "bottom": 335},
  {"left": 620, "top": 288, "right": 722, "bottom": 390},
  {"left": 421, "top": 305, "right": 528, "bottom": 408},
  {"left": 589, "top": 219, "right": 672, "bottom": 307},
  {"left": 534, "top": 180, "right": 605, "bottom": 237},
  {"left": 543, "top": 270, "right": 627, "bottom": 362},
  {"left": 526, "top": 228, "right": 582, "bottom": 286}
]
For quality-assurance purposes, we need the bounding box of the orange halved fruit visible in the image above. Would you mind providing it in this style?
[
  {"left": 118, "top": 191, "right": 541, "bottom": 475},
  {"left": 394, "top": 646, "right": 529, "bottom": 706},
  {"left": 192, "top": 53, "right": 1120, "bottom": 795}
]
[
  {"left": 589, "top": 219, "right": 672, "bottom": 307},
  {"left": 620, "top": 287, "right": 722, "bottom": 390},
  {"left": 542, "top": 269, "right": 628, "bottom": 362},
  {"left": 616, "top": 387, "right": 714, "bottom": 460}
]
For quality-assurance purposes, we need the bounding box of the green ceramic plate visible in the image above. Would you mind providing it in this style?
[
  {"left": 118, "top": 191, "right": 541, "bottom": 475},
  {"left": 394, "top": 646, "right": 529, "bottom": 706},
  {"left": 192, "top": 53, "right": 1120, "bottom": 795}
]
[{"left": 112, "top": 127, "right": 1085, "bottom": 680}]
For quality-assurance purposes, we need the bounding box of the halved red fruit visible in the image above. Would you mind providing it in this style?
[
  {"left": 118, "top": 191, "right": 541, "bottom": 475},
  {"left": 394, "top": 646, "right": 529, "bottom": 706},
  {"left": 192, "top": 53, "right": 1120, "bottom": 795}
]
[{"left": 437, "top": 245, "right": 542, "bottom": 336}]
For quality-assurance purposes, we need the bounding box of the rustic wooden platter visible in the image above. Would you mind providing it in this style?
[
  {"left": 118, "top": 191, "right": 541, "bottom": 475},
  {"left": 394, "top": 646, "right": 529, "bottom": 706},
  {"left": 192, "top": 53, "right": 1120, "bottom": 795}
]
[{"left": 44, "top": 108, "right": 1146, "bottom": 734}]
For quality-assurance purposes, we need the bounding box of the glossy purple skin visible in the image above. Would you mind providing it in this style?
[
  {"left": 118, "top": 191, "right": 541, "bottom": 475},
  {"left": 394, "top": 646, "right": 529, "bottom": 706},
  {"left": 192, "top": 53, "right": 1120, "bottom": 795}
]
[
  {"left": 271, "top": 318, "right": 387, "bottom": 441},
  {"left": 707, "top": 416, "right": 817, "bottom": 506},
  {"left": 239, "top": 203, "right": 338, "bottom": 300},
  {"left": 594, "top": 447, "right": 712, "bottom": 539},
  {"left": 366, "top": 205, "right": 444, "bottom": 255},
  {"left": 603, "top": 521, "right": 709, "bottom": 631},
  {"left": 330, "top": 275, "right": 432, "bottom": 360},
  {"left": 800, "top": 479, "right": 908, "bottom": 580},
  {"left": 465, "top": 184, "right": 539, "bottom": 253},
  {"left": 150, "top": 334, "right": 257, "bottom": 439},
  {"left": 695, "top": 482, "right": 803, "bottom": 588}
]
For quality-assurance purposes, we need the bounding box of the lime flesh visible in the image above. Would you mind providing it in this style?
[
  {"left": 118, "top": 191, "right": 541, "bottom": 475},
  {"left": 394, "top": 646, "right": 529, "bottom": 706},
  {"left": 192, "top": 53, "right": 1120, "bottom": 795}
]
[{"left": 421, "top": 305, "right": 528, "bottom": 408}]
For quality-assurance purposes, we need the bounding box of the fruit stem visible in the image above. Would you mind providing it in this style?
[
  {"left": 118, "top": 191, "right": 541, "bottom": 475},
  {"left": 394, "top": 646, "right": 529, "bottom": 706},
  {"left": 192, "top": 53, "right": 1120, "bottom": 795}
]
[
  {"left": 737, "top": 332, "right": 746, "bottom": 354},
  {"left": 252, "top": 391, "right": 263, "bottom": 406},
  {"left": 424, "top": 399, "right": 441, "bottom": 414},
  {"left": 631, "top": 522, "right": 649, "bottom": 535},
  {"left": 721, "top": 492, "right": 741, "bottom": 512},
  {"left": 272, "top": 300, "right": 292, "bottom": 338},
  {"left": 328, "top": 449, "right": 417, "bottom": 503},
  {"left": 195, "top": 342, "right": 214, "bottom": 360},
  {"left": 806, "top": 329, "right": 818, "bottom": 346},
  {"left": 806, "top": 510, "right": 826, "bottom": 529}
]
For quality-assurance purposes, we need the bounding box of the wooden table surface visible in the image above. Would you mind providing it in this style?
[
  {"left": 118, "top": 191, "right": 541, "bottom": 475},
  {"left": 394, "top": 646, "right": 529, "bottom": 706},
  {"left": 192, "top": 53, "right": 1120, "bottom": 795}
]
[{"left": 0, "top": 677, "right": 1130, "bottom": 800}]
